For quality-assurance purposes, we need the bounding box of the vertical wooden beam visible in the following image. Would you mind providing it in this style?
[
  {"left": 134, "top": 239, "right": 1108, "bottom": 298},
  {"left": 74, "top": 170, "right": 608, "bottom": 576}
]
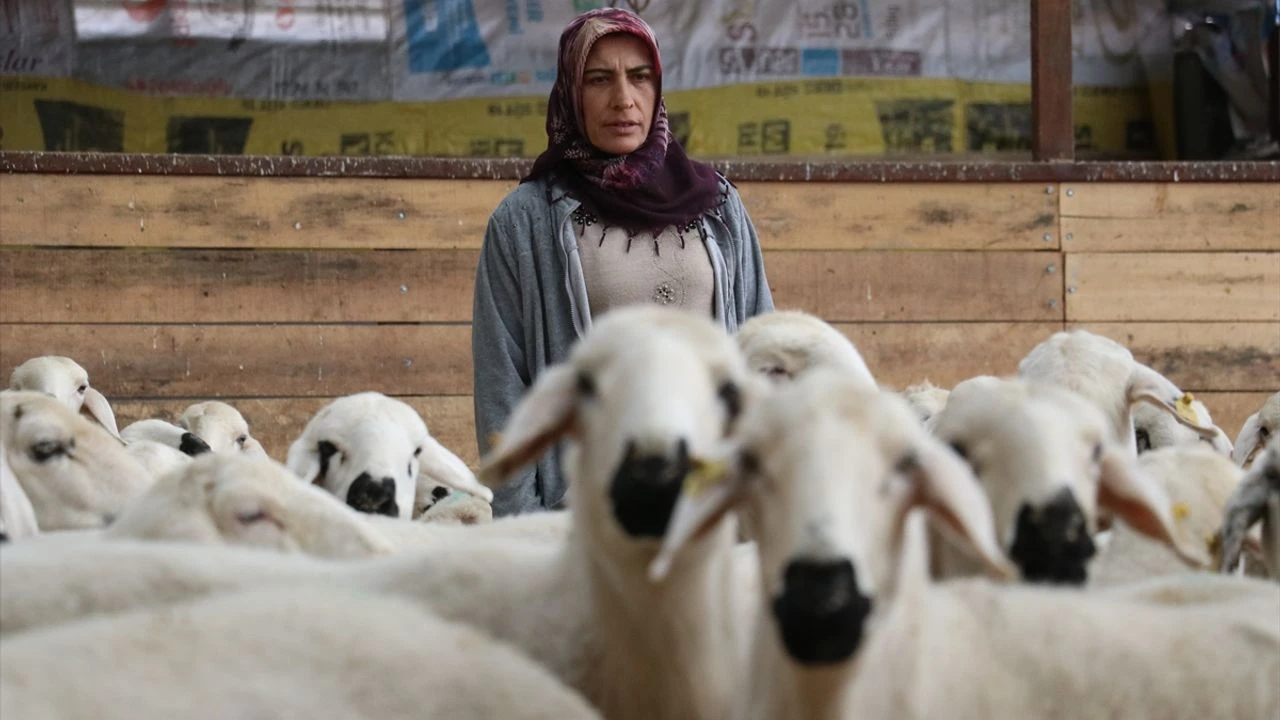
[
  {"left": 1269, "top": 15, "right": 1279, "bottom": 144},
  {"left": 1031, "top": 0, "right": 1074, "bottom": 161}
]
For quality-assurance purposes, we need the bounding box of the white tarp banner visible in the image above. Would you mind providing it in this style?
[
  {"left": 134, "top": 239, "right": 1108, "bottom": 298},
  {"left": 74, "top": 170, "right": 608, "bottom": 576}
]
[
  {"left": 389, "top": 0, "right": 1168, "bottom": 101},
  {"left": 0, "top": 0, "right": 1169, "bottom": 99}
]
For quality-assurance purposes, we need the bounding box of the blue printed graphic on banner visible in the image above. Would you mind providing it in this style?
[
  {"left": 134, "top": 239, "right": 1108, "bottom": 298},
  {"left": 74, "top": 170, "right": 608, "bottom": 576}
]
[
  {"left": 802, "top": 48, "right": 839, "bottom": 76},
  {"left": 404, "top": 0, "right": 491, "bottom": 73}
]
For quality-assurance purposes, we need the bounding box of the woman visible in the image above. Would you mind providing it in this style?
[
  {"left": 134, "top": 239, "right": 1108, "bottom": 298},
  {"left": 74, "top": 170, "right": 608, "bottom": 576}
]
[{"left": 472, "top": 7, "right": 774, "bottom": 516}]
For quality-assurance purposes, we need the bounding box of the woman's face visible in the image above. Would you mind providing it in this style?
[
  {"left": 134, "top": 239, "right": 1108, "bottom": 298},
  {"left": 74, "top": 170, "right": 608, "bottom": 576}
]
[{"left": 580, "top": 33, "right": 656, "bottom": 155}]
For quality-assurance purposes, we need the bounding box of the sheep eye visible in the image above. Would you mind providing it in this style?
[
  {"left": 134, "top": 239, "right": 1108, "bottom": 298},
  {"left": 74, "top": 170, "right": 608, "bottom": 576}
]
[
  {"left": 236, "top": 510, "right": 270, "bottom": 525},
  {"left": 948, "top": 441, "right": 969, "bottom": 461},
  {"left": 1260, "top": 426, "right": 1272, "bottom": 440},
  {"left": 576, "top": 372, "right": 596, "bottom": 398},
  {"left": 77, "top": 384, "right": 87, "bottom": 394},
  {"left": 236, "top": 435, "right": 248, "bottom": 447},
  {"left": 1134, "top": 429, "right": 1151, "bottom": 453},
  {"left": 413, "top": 446, "right": 422, "bottom": 457},
  {"left": 717, "top": 381, "right": 742, "bottom": 420},
  {"left": 30, "top": 439, "right": 71, "bottom": 463},
  {"left": 738, "top": 449, "right": 760, "bottom": 476}
]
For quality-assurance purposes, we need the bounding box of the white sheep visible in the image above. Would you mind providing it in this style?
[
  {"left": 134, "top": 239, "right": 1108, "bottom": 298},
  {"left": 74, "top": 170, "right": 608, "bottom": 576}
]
[
  {"left": 121, "top": 418, "right": 213, "bottom": 457},
  {"left": 100, "top": 452, "right": 395, "bottom": 558},
  {"left": 9, "top": 355, "right": 123, "bottom": 441},
  {"left": 1087, "top": 445, "right": 1244, "bottom": 587},
  {"left": 928, "top": 375, "right": 1207, "bottom": 584},
  {"left": 0, "top": 306, "right": 762, "bottom": 720},
  {"left": 119, "top": 418, "right": 210, "bottom": 479},
  {"left": 649, "top": 369, "right": 1280, "bottom": 720},
  {"left": 0, "top": 390, "right": 154, "bottom": 530},
  {"left": 733, "top": 309, "right": 876, "bottom": 386},
  {"left": 1017, "top": 329, "right": 1220, "bottom": 458},
  {"left": 1219, "top": 437, "right": 1280, "bottom": 578},
  {"left": 1233, "top": 391, "right": 1280, "bottom": 469},
  {"left": 901, "top": 379, "right": 950, "bottom": 428},
  {"left": 1132, "top": 395, "right": 1233, "bottom": 457},
  {"left": 179, "top": 400, "right": 268, "bottom": 458},
  {"left": 285, "top": 391, "right": 492, "bottom": 520},
  {"left": 0, "top": 586, "right": 605, "bottom": 720},
  {"left": 0, "top": 435, "right": 40, "bottom": 540}
]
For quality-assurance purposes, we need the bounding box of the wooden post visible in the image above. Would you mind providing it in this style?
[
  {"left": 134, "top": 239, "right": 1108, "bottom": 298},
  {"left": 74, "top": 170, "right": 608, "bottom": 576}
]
[
  {"left": 1031, "top": 0, "right": 1074, "bottom": 161},
  {"left": 1269, "top": 13, "right": 1279, "bottom": 144}
]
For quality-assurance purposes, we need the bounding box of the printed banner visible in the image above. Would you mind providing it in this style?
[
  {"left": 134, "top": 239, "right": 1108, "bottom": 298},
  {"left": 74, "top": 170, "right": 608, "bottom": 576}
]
[{"left": 0, "top": 74, "right": 1156, "bottom": 158}]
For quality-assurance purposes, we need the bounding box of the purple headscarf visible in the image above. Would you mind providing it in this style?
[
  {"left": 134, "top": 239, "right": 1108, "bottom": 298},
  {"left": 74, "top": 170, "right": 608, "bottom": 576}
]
[{"left": 522, "top": 8, "right": 725, "bottom": 234}]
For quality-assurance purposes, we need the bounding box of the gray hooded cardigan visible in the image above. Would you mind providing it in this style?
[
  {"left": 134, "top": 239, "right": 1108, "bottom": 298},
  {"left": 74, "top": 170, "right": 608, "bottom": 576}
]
[{"left": 470, "top": 173, "right": 775, "bottom": 516}]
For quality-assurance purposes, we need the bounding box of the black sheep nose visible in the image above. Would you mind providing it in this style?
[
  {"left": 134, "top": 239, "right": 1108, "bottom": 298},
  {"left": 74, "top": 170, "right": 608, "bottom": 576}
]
[
  {"left": 772, "top": 558, "right": 873, "bottom": 665},
  {"left": 179, "top": 432, "right": 211, "bottom": 456},
  {"left": 347, "top": 473, "right": 399, "bottom": 517},
  {"left": 1009, "top": 487, "right": 1096, "bottom": 585},
  {"left": 609, "top": 438, "right": 690, "bottom": 538}
]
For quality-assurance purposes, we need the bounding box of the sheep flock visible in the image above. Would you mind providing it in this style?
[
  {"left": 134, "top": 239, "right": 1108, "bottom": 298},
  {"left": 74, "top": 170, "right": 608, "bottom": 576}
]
[{"left": 1, "top": 306, "right": 1277, "bottom": 720}]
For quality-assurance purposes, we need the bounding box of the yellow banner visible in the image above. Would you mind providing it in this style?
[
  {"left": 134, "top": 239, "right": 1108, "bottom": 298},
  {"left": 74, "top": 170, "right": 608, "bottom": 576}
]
[{"left": 0, "top": 75, "right": 1157, "bottom": 158}]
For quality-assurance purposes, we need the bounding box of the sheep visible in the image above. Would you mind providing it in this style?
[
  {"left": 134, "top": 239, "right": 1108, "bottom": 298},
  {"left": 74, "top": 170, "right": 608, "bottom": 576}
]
[
  {"left": 1132, "top": 395, "right": 1233, "bottom": 457},
  {"left": 1219, "top": 437, "right": 1280, "bottom": 578},
  {"left": 9, "top": 355, "right": 123, "bottom": 441},
  {"left": 1087, "top": 445, "right": 1244, "bottom": 587},
  {"left": 416, "top": 488, "right": 494, "bottom": 525},
  {"left": 121, "top": 417, "right": 213, "bottom": 457},
  {"left": 1017, "top": 329, "right": 1220, "bottom": 459},
  {"left": 285, "top": 391, "right": 492, "bottom": 520},
  {"left": 649, "top": 368, "right": 1280, "bottom": 720},
  {"left": 0, "top": 306, "right": 761, "bottom": 720},
  {"left": 100, "top": 453, "right": 395, "bottom": 558},
  {"left": 0, "top": 586, "right": 605, "bottom": 720},
  {"left": 928, "top": 375, "right": 1208, "bottom": 585},
  {"left": 733, "top": 309, "right": 876, "bottom": 386},
  {"left": 0, "top": 390, "right": 154, "bottom": 530},
  {"left": 179, "top": 400, "right": 268, "bottom": 458},
  {"left": 0, "top": 505, "right": 576, "bottom": 636},
  {"left": 364, "top": 508, "right": 567, "bottom": 549},
  {"left": 901, "top": 379, "right": 950, "bottom": 428},
  {"left": 0, "top": 436, "right": 39, "bottom": 541},
  {"left": 1233, "top": 391, "right": 1280, "bottom": 469}
]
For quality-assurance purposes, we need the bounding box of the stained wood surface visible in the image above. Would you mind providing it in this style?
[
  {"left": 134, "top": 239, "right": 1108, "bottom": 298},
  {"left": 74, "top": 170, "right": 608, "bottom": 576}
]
[
  {"left": 1069, "top": 322, "right": 1280, "bottom": 392},
  {"left": 2, "top": 322, "right": 1058, "bottom": 398},
  {"left": 0, "top": 248, "right": 1063, "bottom": 323},
  {"left": 1060, "top": 183, "right": 1280, "bottom": 251},
  {"left": 1065, "top": 252, "right": 1280, "bottom": 322},
  {"left": 0, "top": 175, "right": 1062, "bottom": 251}
]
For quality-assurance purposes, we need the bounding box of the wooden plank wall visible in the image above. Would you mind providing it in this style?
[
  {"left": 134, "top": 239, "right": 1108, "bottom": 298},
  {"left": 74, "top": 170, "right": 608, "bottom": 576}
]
[{"left": 1, "top": 175, "right": 1276, "bottom": 465}]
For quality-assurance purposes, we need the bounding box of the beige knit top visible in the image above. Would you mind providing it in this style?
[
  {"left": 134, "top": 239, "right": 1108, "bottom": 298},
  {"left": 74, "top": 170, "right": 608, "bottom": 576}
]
[{"left": 572, "top": 206, "right": 716, "bottom": 320}]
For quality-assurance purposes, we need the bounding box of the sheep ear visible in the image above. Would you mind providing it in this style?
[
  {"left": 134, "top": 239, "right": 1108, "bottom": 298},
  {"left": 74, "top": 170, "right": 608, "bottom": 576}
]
[
  {"left": 417, "top": 434, "right": 493, "bottom": 503},
  {"left": 1097, "top": 447, "right": 1210, "bottom": 568},
  {"left": 1127, "top": 365, "right": 1218, "bottom": 440},
  {"left": 477, "top": 365, "right": 580, "bottom": 487},
  {"left": 82, "top": 387, "right": 123, "bottom": 443},
  {"left": 1231, "top": 412, "right": 1265, "bottom": 468},
  {"left": 901, "top": 442, "right": 1017, "bottom": 581},
  {"left": 1216, "top": 471, "right": 1270, "bottom": 572},
  {"left": 649, "top": 452, "right": 746, "bottom": 582}
]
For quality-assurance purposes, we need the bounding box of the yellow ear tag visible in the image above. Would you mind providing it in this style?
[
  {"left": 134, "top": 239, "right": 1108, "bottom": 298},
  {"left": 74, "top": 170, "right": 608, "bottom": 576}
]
[
  {"left": 1172, "top": 502, "right": 1190, "bottom": 522},
  {"left": 1174, "top": 393, "right": 1199, "bottom": 424},
  {"left": 684, "top": 458, "right": 728, "bottom": 498}
]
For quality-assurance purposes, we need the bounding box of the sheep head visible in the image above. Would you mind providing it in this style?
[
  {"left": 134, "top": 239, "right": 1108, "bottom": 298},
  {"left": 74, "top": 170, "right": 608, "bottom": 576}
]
[
  {"left": 9, "top": 355, "right": 122, "bottom": 442},
  {"left": 930, "top": 376, "right": 1210, "bottom": 584},
  {"left": 105, "top": 452, "right": 394, "bottom": 559},
  {"left": 479, "top": 305, "right": 763, "bottom": 555},
  {"left": 650, "top": 368, "right": 1013, "bottom": 666}
]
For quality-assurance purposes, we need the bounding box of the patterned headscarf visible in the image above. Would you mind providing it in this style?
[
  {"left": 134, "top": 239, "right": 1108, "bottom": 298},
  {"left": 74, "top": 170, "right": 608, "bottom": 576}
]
[{"left": 522, "top": 7, "right": 725, "bottom": 234}]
